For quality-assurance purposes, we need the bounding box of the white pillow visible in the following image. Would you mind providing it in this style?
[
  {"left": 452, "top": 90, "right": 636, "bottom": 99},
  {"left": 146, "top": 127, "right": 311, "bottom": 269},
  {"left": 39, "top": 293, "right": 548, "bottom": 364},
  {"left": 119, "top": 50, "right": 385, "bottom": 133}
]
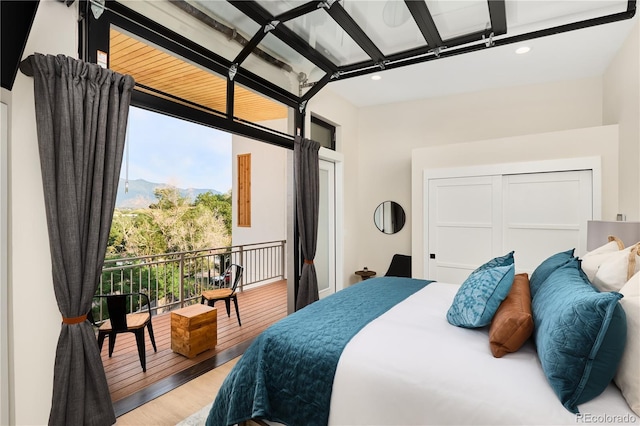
[
  {"left": 581, "top": 236, "right": 625, "bottom": 282},
  {"left": 593, "top": 244, "right": 640, "bottom": 292},
  {"left": 615, "top": 271, "right": 640, "bottom": 416}
]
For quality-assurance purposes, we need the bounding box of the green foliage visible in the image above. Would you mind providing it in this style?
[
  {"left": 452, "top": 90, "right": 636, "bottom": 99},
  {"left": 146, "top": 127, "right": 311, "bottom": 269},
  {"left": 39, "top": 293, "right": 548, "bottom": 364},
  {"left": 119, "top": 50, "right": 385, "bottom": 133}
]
[
  {"left": 195, "top": 191, "right": 232, "bottom": 234},
  {"left": 107, "top": 187, "right": 231, "bottom": 259},
  {"left": 99, "top": 187, "right": 232, "bottom": 318}
]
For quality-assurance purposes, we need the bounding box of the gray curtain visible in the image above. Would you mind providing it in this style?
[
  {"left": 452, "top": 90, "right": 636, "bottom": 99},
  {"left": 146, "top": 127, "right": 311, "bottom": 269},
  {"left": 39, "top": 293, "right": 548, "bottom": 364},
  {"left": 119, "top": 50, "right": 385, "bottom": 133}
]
[
  {"left": 294, "top": 136, "right": 321, "bottom": 310},
  {"left": 30, "top": 53, "right": 134, "bottom": 426}
]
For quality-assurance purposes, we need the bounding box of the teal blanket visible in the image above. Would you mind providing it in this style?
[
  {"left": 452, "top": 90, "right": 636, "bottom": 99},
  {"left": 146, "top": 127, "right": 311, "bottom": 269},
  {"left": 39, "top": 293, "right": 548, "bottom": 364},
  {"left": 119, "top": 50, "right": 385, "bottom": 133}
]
[{"left": 206, "top": 276, "right": 432, "bottom": 426}]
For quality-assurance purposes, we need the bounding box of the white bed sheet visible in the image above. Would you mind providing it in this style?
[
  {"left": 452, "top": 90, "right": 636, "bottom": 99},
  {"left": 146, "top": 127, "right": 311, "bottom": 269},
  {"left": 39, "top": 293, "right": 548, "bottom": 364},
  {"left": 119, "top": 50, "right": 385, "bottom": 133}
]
[{"left": 328, "top": 282, "right": 636, "bottom": 425}]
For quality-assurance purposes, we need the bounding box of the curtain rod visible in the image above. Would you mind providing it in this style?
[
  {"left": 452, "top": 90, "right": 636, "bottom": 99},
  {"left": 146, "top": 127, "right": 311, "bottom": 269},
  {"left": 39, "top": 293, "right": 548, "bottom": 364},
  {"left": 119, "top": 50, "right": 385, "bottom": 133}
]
[{"left": 19, "top": 55, "right": 35, "bottom": 77}]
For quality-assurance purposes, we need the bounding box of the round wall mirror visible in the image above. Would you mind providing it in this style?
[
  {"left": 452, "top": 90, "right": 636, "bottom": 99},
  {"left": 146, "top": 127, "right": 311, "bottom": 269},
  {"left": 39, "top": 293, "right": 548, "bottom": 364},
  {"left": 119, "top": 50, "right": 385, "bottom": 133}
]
[{"left": 374, "top": 201, "right": 406, "bottom": 234}]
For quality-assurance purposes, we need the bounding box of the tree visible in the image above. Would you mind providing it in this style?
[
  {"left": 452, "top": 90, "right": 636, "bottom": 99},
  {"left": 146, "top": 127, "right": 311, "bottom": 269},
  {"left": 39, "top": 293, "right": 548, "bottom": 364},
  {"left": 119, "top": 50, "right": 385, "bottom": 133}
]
[
  {"left": 107, "top": 210, "right": 166, "bottom": 257},
  {"left": 194, "top": 191, "right": 232, "bottom": 235},
  {"left": 107, "top": 186, "right": 232, "bottom": 259},
  {"left": 144, "top": 187, "right": 230, "bottom": 252}
]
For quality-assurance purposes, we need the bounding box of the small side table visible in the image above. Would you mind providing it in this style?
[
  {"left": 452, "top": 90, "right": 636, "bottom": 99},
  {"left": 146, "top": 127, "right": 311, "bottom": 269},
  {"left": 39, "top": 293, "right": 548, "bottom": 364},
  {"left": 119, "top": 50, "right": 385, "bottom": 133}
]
[
  {"left": 171, "top": 304, "right": 217, "bottom": 358},
  {"left": 355, "top": 270, "right": 377, "bottom": 281}
]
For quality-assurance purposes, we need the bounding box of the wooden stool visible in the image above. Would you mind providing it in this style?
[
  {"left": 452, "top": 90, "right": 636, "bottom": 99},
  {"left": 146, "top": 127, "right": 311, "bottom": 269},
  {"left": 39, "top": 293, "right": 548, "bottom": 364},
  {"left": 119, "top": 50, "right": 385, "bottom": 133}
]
[{"left": 171, "top": 304, "right": 217, "bottom": 358}]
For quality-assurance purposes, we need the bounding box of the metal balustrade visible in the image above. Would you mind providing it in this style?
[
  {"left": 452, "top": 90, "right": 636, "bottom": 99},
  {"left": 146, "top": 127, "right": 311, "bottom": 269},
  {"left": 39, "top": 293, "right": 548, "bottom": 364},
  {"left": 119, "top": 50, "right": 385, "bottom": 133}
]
[{"left": 94, "top": 240, "right": 286, "bottom": 322}]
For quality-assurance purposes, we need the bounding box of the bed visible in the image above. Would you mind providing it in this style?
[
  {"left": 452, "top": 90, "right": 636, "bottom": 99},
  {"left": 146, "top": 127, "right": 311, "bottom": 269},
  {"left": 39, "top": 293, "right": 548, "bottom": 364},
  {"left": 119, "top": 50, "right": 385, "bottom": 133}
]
[{"left": 205, "top": 249, "right": 639, "bottom": 426}]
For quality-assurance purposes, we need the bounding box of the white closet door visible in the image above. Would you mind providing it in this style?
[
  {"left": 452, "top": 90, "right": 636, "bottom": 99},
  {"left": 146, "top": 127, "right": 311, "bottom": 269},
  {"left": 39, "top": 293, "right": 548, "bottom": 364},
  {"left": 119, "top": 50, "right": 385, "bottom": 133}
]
[
  {"left": 428, "top": 175, "right": 502, "bottom": 284},
  {"left": 502, "top": 170, "right": 592, "bottom": 274}
]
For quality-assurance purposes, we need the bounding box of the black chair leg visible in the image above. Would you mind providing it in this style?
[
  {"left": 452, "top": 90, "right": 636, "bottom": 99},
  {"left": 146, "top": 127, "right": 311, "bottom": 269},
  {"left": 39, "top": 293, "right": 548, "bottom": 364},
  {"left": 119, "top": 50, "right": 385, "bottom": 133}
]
[
  {"left": 134, "top": 329, "right": 147, "bottom": 372},
  {"left": 232, "top": 296, "right": 241, "bottom": 326},
  {"left": 147, "top": 321, "right": 157, "bottom": 352},
  {"left": 98, "top": 331, "right": 106, "bottom": 352},
  {"left": 224, "top": 299, "right": 231, "bottom": 317},
  {"left": 108, "top": 334, "right": 117, "bottom": 358}
]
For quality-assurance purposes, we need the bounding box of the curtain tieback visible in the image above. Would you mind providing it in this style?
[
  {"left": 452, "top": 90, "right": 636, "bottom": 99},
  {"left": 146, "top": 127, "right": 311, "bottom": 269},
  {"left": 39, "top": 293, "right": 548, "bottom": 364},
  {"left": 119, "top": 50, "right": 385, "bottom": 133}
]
[
  {"left": 62, "top": 314, "right": 88, "bottom": 325},
  {"left": 304, "top": 259, "right": 314, "bottom": 265}
]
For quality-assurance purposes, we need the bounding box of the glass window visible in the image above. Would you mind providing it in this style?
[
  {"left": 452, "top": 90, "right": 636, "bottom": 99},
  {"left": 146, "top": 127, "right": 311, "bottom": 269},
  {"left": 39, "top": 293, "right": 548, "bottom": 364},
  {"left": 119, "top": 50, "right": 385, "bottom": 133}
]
[
  {"left": 344, "top": 0, "right": 427, "bottom": 55},
  {"left": 243, "top": 32, "right": 326, "bottom": 97},
  {"left": 310, "top": 116, "right": 335, "bottom": 151},
  {"left": 281, "top": 8, "right": 370, "bottom": 66},
  {"left": 120, "top": 0, "right": 259, "bottom": 62},
  {"left": 426, "top": 0, "right": 490, "bottom": 41}
]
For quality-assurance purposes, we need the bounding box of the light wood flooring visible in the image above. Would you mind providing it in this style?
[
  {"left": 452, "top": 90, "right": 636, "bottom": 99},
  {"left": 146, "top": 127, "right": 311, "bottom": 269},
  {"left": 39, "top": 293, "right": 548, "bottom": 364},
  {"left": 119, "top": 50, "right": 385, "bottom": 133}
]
[{"left": 115, "top": 357, "right": 241, "bottom": 425}]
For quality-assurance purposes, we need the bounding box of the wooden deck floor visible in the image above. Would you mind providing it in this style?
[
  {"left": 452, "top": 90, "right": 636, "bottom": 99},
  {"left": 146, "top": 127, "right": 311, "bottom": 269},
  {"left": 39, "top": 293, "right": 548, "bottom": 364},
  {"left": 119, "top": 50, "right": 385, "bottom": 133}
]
[{"left": 102, "top": 280, "right": 287, "bottom": 404}]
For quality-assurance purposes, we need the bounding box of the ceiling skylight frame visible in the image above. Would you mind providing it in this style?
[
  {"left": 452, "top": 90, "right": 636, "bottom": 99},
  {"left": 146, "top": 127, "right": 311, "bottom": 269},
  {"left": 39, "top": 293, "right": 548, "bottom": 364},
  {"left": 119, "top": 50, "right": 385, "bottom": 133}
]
[
  {"left": 83, "top": 0, "right": 637, "bottom": 144},
  {"left": 159, "top": 0, "right": 636, "bottom": 107}
]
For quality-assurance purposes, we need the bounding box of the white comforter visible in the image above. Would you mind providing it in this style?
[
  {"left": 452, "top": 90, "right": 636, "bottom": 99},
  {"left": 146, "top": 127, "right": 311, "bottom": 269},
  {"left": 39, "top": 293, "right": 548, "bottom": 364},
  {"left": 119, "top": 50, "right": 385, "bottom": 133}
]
[{"left": 328, "top": 282, "right": 636, "bottom": 425}]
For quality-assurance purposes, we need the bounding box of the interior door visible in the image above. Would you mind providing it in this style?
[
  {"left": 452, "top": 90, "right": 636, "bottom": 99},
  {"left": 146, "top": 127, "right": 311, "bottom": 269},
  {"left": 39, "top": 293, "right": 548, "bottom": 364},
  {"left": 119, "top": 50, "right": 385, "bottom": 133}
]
[
  {"left": 502, "top": 170, "right": 592, "bottom": 274},
  {"left": 427, "top": 170, "right": 593, "bottom": 283},
  {"left": 428, "top": 175, "right": 502, "bottom": 284},
  {"left": 316, "top": 159, "right": 336, "bottom": 298}
]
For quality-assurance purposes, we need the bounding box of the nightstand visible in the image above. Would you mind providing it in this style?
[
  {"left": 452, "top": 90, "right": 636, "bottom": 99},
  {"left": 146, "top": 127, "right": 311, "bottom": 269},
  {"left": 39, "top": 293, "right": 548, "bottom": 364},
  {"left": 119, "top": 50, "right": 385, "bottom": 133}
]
[{"left": 355, "top": 269, "right": 376, "bottom": 281}]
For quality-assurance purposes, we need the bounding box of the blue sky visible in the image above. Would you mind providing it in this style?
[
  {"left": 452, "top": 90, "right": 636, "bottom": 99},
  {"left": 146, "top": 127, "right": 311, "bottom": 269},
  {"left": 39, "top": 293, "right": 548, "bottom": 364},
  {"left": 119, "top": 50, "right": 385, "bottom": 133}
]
[{"left": 123, "top": 106, "right": 232, "bottom": 192}]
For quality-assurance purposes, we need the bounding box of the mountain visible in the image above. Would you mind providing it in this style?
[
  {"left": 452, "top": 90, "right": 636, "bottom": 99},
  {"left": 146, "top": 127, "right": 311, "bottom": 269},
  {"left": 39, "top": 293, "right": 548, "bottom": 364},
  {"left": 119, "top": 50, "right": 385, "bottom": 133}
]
[{"left": 115, "top": 178, "right": 221, "bottom": 209}]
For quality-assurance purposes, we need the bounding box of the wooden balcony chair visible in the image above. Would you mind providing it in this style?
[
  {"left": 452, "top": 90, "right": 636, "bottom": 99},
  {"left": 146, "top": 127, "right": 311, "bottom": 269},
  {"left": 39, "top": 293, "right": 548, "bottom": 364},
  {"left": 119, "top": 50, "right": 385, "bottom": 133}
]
[
  {"left": 201, "top": 264, "right": 244, "bottom": 326},
  {"left": 92, "top": 293, "right": 157, "bottom": 372}
]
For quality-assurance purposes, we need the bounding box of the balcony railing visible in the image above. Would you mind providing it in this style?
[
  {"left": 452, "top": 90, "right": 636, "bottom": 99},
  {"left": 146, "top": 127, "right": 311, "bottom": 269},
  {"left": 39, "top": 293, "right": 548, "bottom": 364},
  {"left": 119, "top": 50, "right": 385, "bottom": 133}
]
[{"left": 95, "top": 240, "right": 285, "bottom": 322}]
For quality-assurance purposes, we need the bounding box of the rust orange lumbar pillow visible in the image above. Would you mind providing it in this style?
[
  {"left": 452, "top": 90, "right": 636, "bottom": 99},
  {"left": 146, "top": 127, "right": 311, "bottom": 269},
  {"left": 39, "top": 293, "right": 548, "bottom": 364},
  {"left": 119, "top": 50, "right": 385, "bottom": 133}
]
[{"left": 489, "top": 273, "right": 534, "bottom": 358}]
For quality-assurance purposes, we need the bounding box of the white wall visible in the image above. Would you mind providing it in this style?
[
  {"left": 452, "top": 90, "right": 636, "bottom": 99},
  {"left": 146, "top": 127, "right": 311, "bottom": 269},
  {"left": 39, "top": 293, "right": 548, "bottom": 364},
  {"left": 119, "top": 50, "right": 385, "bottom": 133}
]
[
  {"left": 349, "top": 77, "right": 604, "bottom": 278},
  {"left": 1, "top": 1, "right": 78, "bottom": 424},
  {"left": 1, "top": 100, "right": 9, "bottom": 426},
  {"left": 411, "top": 125, "right": 619, "bottom": 278},
  {"left": 604, "top": 20, "right": 640, "bottom": 221},
  {"left": 231, "top": 120, "right": 288, "bottom": 247}
]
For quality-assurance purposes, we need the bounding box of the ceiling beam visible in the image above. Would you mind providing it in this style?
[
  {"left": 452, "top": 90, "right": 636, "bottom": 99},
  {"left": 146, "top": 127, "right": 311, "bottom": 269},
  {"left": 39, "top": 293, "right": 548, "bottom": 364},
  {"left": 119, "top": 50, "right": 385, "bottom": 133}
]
[
  {"left": 322, "top": 1, "right": 386, "bottom": 65},
  {"left": 170, "top": 0, "right": 291, "bottom": 72},
  {"left": 132, "top": 90, "right": 294, "bottom": 150},
  {"left": 487, "top": 0, "right": 507, "bottom": 36},
  {"left": 301, "top": 72, "right": 333, "bottom": 104},
  {"left": 333, "top": 3, "right": 638, "bottom": 82},
  {"left": 229, "top": 0, "right": 336, "bottom": 74},
  {"left": 404, "top": 0, "right": 443, "bottom": 48},
  {"left": 232, "top": 30, "right": 269, "bottom": 69}
]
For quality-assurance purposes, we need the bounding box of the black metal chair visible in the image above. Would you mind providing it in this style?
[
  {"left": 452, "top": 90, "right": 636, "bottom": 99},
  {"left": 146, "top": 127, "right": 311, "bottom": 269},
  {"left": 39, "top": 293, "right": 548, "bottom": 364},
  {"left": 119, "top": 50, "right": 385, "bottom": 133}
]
[
  {"left": 201, "top": 264, "right": 244, "bottom": 326},
  {"left": 92, "top": 293, "right": 157, "bottom": 372},
  {"left": 385, "top": 254, "right": 412, "bottom": 278}
]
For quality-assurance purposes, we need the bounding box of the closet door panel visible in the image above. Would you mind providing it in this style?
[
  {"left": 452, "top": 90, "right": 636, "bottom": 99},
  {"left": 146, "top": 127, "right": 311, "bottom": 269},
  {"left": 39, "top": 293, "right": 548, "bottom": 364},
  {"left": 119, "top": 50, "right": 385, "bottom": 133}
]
[
  {"left": 428, "top": 176, "right": 501, "bottom": 284},
  {"left": 503, "top": 170, "right": 592, "bottom": 274}
]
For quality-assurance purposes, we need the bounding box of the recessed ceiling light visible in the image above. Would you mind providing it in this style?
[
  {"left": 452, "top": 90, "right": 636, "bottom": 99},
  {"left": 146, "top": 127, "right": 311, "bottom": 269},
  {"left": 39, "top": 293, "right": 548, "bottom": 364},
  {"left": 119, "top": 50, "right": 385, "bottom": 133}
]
[
  {"left": 371, "top": 75, "right": 382, "bottom": 81},
  {"left": 515, "top": 46, "right": 531, "bottom": 55}
]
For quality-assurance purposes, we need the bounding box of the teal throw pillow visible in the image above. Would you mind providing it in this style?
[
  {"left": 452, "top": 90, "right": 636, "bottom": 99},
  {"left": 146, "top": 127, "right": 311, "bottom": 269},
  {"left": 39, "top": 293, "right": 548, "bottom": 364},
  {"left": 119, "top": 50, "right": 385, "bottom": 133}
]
[
  {"left": 529, "top": 249, "right": 575, "bottom": 298},
  {"left": 447, "top": 252, "right": 515, "bottom": 328},
  {"left": 532, "top": 259, "right": 627, "bottom": 413}
]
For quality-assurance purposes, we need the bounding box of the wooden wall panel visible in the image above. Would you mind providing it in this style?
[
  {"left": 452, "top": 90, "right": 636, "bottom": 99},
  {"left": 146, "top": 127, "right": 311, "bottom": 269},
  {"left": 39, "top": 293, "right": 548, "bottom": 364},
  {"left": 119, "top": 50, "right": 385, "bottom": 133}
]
[{"left": 238, "top": 153, "right": 251, "bottom": 227}]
